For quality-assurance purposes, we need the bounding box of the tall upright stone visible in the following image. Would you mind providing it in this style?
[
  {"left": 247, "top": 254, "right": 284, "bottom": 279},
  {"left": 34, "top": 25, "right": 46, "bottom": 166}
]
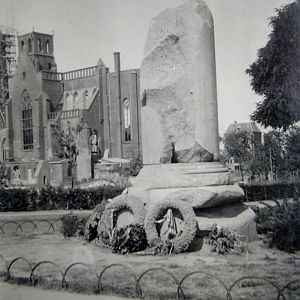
[
  {"left": 76, "top": 124, "right": 91, "bottom": 182},
  {"left": 141, "top": 0, "right": 219, "bottom": 164}
]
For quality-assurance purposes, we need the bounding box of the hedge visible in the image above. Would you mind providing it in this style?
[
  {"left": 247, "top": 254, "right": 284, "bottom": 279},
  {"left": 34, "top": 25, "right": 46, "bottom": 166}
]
[
  {"left": 239, "top": 181, "right": 300, "bottom": 202},
  {"left": 0, "top": 185, "right": 124, "bottom": 212}
]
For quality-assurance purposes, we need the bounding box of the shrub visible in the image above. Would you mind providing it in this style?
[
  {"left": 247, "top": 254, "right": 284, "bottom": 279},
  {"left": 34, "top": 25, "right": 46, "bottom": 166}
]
[
  {"left": 254, "top": 199, "right": 300, "bottom": 252},
  {"left": 96, "top": 172, "right": 129, "bottom": 190},
  {"left": 128, "top": 155, "right": 143, "bottom": 176},
  {"left": 61, "top": 212, "right": 80, "bottom": 238},
  {"left": 111, "top": 223, "right": 147, "bottom": 254},
  {"left": 240, "top": 181, "right": 300, "bottom": 202},
  {"left": 0, "top": 185, "right": 124, "bottom": 212},
  {"left": 0, "top": 188, "right": 37, "bottom": 212},
  {"left": 208, "top": 224, "right": 246, "bottom": 255},
  {"left": 61, "top": 213, "right": 87, "bottom": 238}
]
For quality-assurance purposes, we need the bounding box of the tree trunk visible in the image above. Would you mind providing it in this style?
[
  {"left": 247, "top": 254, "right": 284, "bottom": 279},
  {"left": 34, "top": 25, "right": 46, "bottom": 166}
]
[{"left": 240, "top": 163, "right": 244, "bottom": 181}]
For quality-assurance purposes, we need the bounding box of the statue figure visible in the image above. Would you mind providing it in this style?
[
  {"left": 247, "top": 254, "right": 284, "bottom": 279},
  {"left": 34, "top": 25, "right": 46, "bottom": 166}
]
[
  {"left": 90, "top": 130, "right": 102, "bottom": 156},
  {"left": 12, "top": 166, "right": 20, "bottom": 179}
]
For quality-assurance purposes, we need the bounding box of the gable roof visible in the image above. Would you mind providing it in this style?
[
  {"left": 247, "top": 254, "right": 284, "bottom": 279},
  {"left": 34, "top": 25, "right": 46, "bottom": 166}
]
[{"left": 225, "top": 122, "right": 261, "bottom": 135}]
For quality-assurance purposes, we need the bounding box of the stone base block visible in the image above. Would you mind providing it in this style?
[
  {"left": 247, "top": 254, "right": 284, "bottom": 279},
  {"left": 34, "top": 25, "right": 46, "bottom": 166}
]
[
  {"left": 149, "top": 184, "right": 244, "bottom": 209},
  {"left": 131, "top": 162, "right": 232, "bottom": 190},
  {"left": 195, "top": 203, "right": 257, "bottom": 241}
]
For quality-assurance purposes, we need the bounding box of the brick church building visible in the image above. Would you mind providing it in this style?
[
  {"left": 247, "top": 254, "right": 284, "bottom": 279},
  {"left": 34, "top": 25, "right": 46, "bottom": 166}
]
[{"left": 0, "top": 31, "right": 141, "bottom": 186}]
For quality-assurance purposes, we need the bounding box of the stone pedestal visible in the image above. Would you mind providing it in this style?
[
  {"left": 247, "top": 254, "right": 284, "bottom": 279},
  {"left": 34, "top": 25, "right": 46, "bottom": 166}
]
[
  {"left": 49, "top": 160, "right": 68, "bottom": 186},
  {"left": 128, "top": 162, "right": 257, "bottom": 241}
]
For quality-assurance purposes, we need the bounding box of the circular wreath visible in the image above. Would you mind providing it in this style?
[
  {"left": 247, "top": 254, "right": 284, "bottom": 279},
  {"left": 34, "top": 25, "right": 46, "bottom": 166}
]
[
  {"left": 98, "top": 194, "right": 146, "bottom": 244},
  {"left": 84, "top": 200, "right": 108, "bottom": 242},
  {"left": 144, "top": 199, "right": 198, "bottom": 253}
]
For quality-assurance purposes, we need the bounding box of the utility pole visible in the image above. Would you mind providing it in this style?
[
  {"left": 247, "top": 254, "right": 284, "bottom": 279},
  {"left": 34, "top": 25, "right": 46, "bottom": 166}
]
[{"left": 269, "top": 147, "right": 274, "bottom": 181}]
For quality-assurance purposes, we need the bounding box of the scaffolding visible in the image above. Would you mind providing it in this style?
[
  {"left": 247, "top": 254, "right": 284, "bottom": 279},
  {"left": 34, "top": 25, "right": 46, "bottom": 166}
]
[{"left": 0, "top": 26, "right": 17, "bottom": 128}]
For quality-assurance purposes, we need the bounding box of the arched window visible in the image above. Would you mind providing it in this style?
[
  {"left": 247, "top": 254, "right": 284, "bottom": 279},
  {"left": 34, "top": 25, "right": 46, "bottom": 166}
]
[
  {"left": 123, "top": 98, "right": 131, "bottom": 142},
  {"left": 37, "top": 38, "right": 42, "bottom": 52},
  {"left": 83, "top": 90, "right": 88, "bottom": 110},
  {"left": 21, "top": 40, "right": 25, "bottom": 49},
  {"left": 64, "top": 93, "right": 70, "bottom": 110},
  {"left": 45, "top": 40, "right": 49, "bottom": 53},
  {"left": 28, "top": 38, "right": 32, "bottom": 52},
  {"left": 73, "top": 92, "right": 79, "bottom": 109},
  {"left": 13, "top": 166, "right": 20, "bottom": 179},
  {"left": 1, "top": 138, "right": 6, "bottom": 161},
  {"left": 21, "top": 90, "right": 33, "bottom": 150}
]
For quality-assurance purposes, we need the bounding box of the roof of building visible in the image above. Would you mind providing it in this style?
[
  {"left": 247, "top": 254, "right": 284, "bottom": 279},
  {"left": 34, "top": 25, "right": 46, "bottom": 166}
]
[{"left": 225, "top": 122, "right": 261, "bottom": 135}]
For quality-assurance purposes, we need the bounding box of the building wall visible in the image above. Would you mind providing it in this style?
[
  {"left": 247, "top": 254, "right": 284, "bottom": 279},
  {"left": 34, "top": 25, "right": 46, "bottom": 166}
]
[
  {"left": 119, "top": 69, "right": 140, "bottom": 160},
  {"left": 109, "top": 72, "right": 122, "bottom": 158},
  {"left": 18, "top": 32, "right": 55, "bottom": 71},
  {"left": 8, "top": 50, "right": 44, "bottom": 161},
  {"left": 61, "top": 66, "right": 108, "bottom": 152},
  {"left": 0, "top": 129, "right": 8, "bottom": 161},
  {"left": 42, "top": 78, "right": 63, "bottom": 109},
  {"left": 108, "top": 54, "right": 141, "bottom": 160},
  {"left": 6, "top": 31, "right": 142, "bottom": 187}
]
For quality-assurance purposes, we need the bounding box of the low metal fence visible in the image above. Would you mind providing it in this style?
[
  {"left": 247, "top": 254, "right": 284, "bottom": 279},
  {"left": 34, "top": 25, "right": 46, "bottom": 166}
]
[
  {"left": 0, "top": 220, "right": 299, "bottom": 299},
  {"left": 0, "top": 254, "right": 299, "bottom": 299},
  {"left": 0, "top": 220, "right": 60, "bottom": 234}
]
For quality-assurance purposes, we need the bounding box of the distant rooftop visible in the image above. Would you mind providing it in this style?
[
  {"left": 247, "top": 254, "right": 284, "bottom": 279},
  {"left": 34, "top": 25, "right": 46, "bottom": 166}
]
[{"left": 225, "top": 122, "right": 261, "bottom": 135}]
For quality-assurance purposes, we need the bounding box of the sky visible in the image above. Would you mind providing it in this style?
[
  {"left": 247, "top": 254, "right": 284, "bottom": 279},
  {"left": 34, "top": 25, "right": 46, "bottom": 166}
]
[{"left": 0, "top": 0, "right": 294, "bottom": 135}]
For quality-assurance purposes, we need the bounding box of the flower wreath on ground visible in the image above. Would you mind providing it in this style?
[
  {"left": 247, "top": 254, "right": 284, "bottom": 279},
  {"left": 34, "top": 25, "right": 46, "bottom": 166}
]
[
  {"left": 84, "top": 199, "right": 108, "bottom": 242},
  {"left": 144, "top": 198, "right": 198, "bottom": 253},
  {"left": 98, "top": 194, "right": 146, "bottom": 245}
]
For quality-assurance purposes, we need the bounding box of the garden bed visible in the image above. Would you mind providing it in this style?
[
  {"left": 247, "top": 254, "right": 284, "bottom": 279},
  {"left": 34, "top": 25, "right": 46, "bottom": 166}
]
[{"left": 0, "top": 232, "right": 299, "bottom": 299}]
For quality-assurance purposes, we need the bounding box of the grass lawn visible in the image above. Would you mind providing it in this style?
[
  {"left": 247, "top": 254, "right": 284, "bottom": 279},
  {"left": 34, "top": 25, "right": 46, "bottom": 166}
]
[{"left": 0, "top": 231, "right": 299, "bottom": 300}]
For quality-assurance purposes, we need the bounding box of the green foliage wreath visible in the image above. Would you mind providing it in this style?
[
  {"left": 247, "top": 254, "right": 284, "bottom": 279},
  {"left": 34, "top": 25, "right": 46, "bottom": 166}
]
[
  {"left": 144, "top": 199, "right": 198, "bottom": 253},
  {"left": 98, "top": 194, "right": 146, "bottom": 245}
]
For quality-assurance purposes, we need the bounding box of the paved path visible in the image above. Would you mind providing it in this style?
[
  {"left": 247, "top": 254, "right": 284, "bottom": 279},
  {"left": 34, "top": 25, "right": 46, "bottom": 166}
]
[{"left": 0, "top": 281, "right": 128, "bottom": 300}]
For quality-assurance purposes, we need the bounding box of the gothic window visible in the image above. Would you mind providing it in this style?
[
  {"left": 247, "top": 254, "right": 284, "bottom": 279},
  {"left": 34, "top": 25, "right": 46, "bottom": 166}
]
[
  {"left": 73, "top": 92, "right": 79, "bottom": 109},
  {"left": 83, "top": 90, "right": 88, "bottom": 110},
  {"left": 28, "top": 38, "right": 32, "bottom": 52},
  {"left": 45, "top": 40, "right": 49, "bottom": 53},
  {"left": 123, "top": 98, "right": 131, "bottom": 142},
  {"left": 1, "top": 138, "right": 6, "bottom": 161},
  {"left": 65, "top": 93, "right": 70, "bottom": 110},
  {"left": 37, "top": 38, "right": 42, "bottom": 52},
  {"left": 21, "top": 91, "right": 33, "bottom": 150}
]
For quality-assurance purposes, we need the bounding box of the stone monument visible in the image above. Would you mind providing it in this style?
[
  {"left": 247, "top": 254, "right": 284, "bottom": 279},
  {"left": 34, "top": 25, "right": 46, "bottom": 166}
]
[
  {"left": 141, "top": 0, "right": 219, "bottom": 164},
  {"left": 103, "top": 0, "right": 257, "bottom": 244}
]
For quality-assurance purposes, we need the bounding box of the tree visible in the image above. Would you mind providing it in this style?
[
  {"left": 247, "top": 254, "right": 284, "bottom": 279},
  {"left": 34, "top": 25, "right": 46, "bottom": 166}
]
[
  {"left": 246, "top": 2, "right": 300, "bottom": 130},
  {"left": 57, "top": 127, "right": 79, "bottom": 187},
  {"left": 247, "top": 142, "right": 269, "bottom": 180},
  {"left": 263, "top": 130, "right": 287, "bottom": 179},
  {"left": 285, "top": 126, "right": 300, "bottom": 172},
  {"left": 224, "top": 131, "right": 252, "bottom": 180}
]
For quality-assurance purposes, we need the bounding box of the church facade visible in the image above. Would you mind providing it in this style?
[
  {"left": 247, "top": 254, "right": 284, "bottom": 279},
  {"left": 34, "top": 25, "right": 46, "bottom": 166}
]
[{"left": 0, "top": 31, "right": 141, "bottom": 186}]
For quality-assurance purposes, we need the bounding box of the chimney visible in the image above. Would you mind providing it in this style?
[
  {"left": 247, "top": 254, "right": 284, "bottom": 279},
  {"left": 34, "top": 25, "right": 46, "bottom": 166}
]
[{"left": 114, "top": 52, "right": 120, "bottom": 74}]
